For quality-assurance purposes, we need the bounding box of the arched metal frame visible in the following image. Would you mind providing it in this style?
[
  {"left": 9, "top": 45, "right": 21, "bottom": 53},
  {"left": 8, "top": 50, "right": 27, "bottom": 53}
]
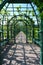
[
  {"left": 0, "top": 0, "right": 43, "bottom": 65},
  {"left": 11, "top": 20, "right": 31, "bottom": 43},
  {"left": 8, "top": 14, "right": 37, "bottom": 43},
  {"left": 0, "top": 0, "right": 40, "bottom": 49},
  {"left": 0, "top": 2, "right": 39, "bottom": 43},
  {"left": 7, "top": 14, "right": 34, "bottom": 43}
]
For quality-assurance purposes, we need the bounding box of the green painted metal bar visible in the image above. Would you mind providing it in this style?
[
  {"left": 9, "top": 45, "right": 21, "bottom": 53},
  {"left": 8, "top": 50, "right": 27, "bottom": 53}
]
[
  {"left": 0, "top": 31, "right": 1, "bottom": 41},
  {"left": 10, "top": 25, "right": 12, "bottom": 39},
  {"left": 0, "top": 31, "right": 2, "bottom": 65},
  {"left": 32, "top": 23, "right": 34, "bottom": 42},
  {"left": 40, "top": 19, "right": 43, "bottom": 65},
  {"left": 26, "top": 4, "right": 28, "bottom": 43},
  {"left": 12, "top": 4, "right": 14, "bottom": 15},
  {"left": 30, "top": 3, "right": 39, "bottom": 24},
  {"left": 12, "top": 20, "right": 17, "bottom": 43},
  {"left": 8, "top": 0, "right": 31, "bottom": 3},
  {"left": 0, "top": 20, "right": 2, "bottom": 50},
  {"left": 2, "top": 16, "right": 4, "bottom": 40},
  {"left": 7, "top": 14, "right": 34, "bottom": 26},
  {"left": 5, "top": 3, "right": 9, "bottom": 9},
  {"left": 9, "top": 19, "right": 29, "bottom": 26},
  {"left": 25, "top": 23, "right": 28, "bottom": 43},
  {"left": 24, "top": 14, "right": 34, "bottom": 25},
  {"left": 14, "top": 24, "right": 16, "bottom": 43},
  {"left": 7, "top": 21, "right": 9, "bottom": 42},
  {"left": 30, "top": 3, "right": 40, "bottom": 42},
  {"left": 0, "top": 0, "right": 8, "bottom": 11}
]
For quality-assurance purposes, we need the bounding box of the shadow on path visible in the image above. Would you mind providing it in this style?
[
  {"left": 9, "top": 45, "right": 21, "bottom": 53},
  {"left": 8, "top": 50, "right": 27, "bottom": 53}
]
[{"left": 2, "top": 43, "right": 40, "bottom": 65}]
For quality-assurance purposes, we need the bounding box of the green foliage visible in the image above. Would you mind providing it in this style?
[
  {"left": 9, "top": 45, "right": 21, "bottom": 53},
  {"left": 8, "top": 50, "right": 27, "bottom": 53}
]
[
  {"left": 0, "top": 9, "right": 10, "bottom": 16},
  {"left": 16, "top": 6, "right": 21, "bottom": 14},
  {"left": 0, "top": 0, "right": 3, "bottom": 4},
  {"left": 34, "top": 28, "right": 39, "bottom": 39},
  {"left": 32, "top": 0, "right": 43, "bottom": 18},
  {"left": 3, "top": 25, "right": 7, "bottom": 38},
  {"left": 40, "top": 11, "right": 43, "bottom": 19}
]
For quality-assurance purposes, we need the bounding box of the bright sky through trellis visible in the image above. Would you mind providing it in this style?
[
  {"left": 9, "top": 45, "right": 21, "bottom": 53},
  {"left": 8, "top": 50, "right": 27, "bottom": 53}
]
[{"left": 0, "top": 3, "right": 39, "bottom": 25}]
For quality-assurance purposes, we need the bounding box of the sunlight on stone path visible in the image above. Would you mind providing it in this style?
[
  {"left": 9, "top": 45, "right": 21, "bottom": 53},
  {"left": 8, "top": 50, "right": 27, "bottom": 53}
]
[
  {"left": 16, "top": 31, "right": 26, "bottom": 43},
  {"left": 2, "top": 43, "right": 40, "bottom": 65}
]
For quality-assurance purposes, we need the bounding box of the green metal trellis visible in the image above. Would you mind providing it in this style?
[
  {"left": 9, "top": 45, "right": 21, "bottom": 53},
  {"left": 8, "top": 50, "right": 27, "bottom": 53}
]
[{"left": 0, "top": 0, "right": 43, "bottom": 65}]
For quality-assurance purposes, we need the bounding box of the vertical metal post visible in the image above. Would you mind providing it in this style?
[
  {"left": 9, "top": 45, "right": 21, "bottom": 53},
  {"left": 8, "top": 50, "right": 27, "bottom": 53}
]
[
  {"left": 2, "top": 15, "right": 4, "bottom": 40},
  {"left": 38, "top": 24, "right": 40, "bottom": 42},
  {"left": 0, "top": 32, "right": 1, "bottom": 43},
  {"left": 32, "top": 24, "right": 34, "bottom": 42},
  {"left": 0, "top": 15, "right": 2, "bottom": 65},
  {"left": 11, "top": 25, "right": 12, "bottom": 39},
  {"left": 40, "top": 18, "right": 43, "bottom": 65},
  {"left": 26, "top": 4, "right": 28, "bottom": 43},
  {"left": 25, "top": 23, "right": 28, "bottom": 43},
  {"left": 7, "top": 21, "right": 9, "bottom": 43},
  {"left": 38, "top": 8, "right": 43, "bottom": 65},
  {"left": 0, "top": 31, "right": 2, "bottom": 65},
  {"left": 14, "top": 24, "right": 16, "bottom": 43}
]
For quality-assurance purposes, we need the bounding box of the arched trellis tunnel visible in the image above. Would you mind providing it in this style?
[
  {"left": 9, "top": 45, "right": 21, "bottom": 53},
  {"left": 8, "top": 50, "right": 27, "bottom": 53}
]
[
  {"left": 7, "top": 14, "right": 34, "bottom": 43},
  {"left": 0, "top": 0, "right": 43, "bottom": 65}
]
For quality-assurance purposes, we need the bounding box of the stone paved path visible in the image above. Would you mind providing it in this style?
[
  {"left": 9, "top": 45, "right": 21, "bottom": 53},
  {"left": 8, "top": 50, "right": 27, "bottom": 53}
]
[
  {"left": 16, "top": 31, "right": 26, "bottom": 43},
  {"left": 2, "top": 43, "right": 40, "bottom": 65}
]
